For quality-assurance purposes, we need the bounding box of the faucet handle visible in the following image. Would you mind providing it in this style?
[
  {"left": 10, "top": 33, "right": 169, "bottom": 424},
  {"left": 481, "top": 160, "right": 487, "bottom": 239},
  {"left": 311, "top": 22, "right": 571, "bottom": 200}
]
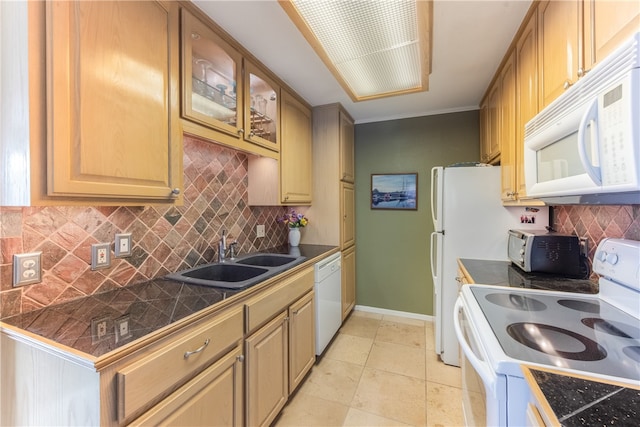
[{"left": 228, "top": 241, "right": 238, "bottom": 260}]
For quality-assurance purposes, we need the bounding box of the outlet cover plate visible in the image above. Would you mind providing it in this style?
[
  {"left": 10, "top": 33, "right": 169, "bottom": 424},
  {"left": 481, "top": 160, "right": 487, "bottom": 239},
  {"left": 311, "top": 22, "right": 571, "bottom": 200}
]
[
  {"left": 115, "top": 233, "right": 132, "bottom": 257},
  {"left": 256, "top": 224, "right": 265, "bottom": 238},
  {"left": 91, "top": 316, "right": 110, "bottom": 344},
  {"left": 114, "top": 315, "right": 133, "bottom": 343},
  {"left": 13, "top": 252, "right": 42, "bottom": 287},
  {"left": 91, "top": 243, "right": 111, "bottom": 270}
]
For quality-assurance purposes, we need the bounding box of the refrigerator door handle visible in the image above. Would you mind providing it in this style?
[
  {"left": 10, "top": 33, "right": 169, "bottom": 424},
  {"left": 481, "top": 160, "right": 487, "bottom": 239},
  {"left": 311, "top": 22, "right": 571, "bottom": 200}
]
[
  {"left": 430, "top": 231, "right": 440, "bottom": 282},
  {"left": 430, "top": 167, "right": 443, "bottom": 230}
]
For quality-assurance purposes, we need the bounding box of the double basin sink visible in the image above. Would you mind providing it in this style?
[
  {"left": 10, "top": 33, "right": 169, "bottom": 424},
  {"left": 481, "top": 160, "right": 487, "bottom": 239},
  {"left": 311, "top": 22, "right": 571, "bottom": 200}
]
[{"left": 166, "top": 253, "right": 306, "bottom": 289}]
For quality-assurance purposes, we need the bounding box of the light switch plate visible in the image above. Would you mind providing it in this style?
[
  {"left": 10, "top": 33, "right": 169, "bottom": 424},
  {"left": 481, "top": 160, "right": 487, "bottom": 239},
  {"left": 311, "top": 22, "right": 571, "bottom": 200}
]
[
  {"left": 115, "top": 233, "right": 132, "bottom": 257},
  {"left": 91, "top": 243, "right": 111, "bottom": 270},
  {"left": 13, "top": 252, "right": 42, "bottom": 287}
]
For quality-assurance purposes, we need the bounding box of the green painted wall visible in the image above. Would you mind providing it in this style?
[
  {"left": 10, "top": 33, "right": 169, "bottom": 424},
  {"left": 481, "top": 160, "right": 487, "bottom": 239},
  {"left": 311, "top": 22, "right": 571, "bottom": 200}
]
[{"left": 354, "top": 110, "right": 480, "bottom": 315}]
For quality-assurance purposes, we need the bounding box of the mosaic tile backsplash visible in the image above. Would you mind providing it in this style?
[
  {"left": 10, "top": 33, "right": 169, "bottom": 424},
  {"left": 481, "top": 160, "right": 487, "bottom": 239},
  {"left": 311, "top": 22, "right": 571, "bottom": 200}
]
[
  {"left": 0, "top": 136, "right": 291, "bottom": 318},
  {"left": 552, "top": 204, "right": 640, "bottom": 279}
]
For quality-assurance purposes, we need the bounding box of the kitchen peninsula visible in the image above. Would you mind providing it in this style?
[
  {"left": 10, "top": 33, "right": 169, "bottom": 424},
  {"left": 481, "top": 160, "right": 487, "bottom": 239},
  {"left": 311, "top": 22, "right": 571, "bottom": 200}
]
[{"left": 1, "top": 245, "right": 336, "bottom": 426}]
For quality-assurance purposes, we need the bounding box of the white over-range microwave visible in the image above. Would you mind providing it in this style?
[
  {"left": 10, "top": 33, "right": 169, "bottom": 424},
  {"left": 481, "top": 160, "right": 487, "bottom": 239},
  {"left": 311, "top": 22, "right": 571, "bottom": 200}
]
[{"left": 524, "top": 32, "right": 640, "bottom": 205}]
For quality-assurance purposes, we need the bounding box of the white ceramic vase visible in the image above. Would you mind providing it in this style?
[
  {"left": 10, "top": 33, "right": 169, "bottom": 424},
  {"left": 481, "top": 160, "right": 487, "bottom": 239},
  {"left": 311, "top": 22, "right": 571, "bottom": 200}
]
[{"left": 288, "top": 227, "right": 301, "bottom": 247}]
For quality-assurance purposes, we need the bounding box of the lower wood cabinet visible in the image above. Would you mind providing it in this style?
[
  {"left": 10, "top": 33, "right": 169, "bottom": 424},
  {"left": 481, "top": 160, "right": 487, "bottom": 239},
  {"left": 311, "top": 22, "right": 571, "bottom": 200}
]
[
  {"left": 245, "top": 289, "right": 316, "bottom": 427},
  {"left": 246, "top": 311, "right": 289, "bottom": 427},
  {"left": 129, "top": 344, "right": 244, "bottom": 426},
  {"left": 116, "top": 307, "right": 244, "bottom": 423},
  {"left": 342, "top": 246, "right": 356, "bottom": 320},
  {"left": 288, "top": 291, "right": 315, "bottom": 393}
]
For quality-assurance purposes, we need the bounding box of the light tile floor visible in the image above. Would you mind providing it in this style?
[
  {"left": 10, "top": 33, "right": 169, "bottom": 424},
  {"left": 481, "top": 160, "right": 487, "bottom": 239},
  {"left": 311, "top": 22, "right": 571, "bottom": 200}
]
[{"left": 274, "top": 310, "right": 465, "bottom": 427}]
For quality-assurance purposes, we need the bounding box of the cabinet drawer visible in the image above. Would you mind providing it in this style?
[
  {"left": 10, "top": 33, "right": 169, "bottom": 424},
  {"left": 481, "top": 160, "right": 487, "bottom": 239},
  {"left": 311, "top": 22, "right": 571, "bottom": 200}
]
[
  {"left": 117, "top": 306, "right": 243, "bottom": 422},
  {"left": 245, "top": 267, "right": 313, "bottom": 333}
]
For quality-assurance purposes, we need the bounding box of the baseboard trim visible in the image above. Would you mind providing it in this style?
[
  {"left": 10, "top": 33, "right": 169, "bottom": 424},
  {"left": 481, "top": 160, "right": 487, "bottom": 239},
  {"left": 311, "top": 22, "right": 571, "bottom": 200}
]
[{"left": 354, "top": 305, "right": 434, "bottom": 323}]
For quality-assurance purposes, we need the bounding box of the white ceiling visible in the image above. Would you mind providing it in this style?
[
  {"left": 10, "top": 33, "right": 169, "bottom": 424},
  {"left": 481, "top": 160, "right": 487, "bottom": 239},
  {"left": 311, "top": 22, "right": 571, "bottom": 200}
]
[{"left": 193, "top": 0, "right": 532, "bottom": 124}]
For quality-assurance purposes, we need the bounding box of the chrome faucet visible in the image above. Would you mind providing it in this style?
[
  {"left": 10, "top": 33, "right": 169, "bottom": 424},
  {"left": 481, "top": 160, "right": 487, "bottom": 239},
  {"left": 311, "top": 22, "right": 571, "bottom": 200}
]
[{"left": 217, "top": 230, "right": 238, "bottom": 262}]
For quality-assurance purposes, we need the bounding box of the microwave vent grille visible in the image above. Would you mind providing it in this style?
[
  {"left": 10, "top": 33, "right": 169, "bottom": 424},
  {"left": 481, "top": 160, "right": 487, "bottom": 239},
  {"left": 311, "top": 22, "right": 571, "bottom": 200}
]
[{"left": 525, "top": 32, "right": 640, "bottom": 140}]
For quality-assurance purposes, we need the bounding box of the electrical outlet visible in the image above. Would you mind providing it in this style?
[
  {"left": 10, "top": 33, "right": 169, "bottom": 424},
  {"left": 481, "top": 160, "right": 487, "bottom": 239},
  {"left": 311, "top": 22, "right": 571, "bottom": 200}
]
[
  {"left": 91, "top": 316, "right": 110, "bottom": 344},
  {"left": 115, "top": 233, "right": 132, "bottom": 257},
  {"left": 13, "top": 252, "right": 43, "bottom": 287},
  {"left": 114, "top": 315, "right": 132, "bottom": 343},
  {"left": 256, "top": 224, "right": 265, "bottom": 238},
  {"left": 91, "top": 243, "right": 111, "bottom": 270}
]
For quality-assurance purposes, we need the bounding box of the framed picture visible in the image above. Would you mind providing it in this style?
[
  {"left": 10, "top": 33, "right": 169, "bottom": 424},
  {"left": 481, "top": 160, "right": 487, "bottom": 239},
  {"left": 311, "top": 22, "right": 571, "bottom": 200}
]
[{"left": 371, "top": 173, "right": 418, "bottom": 210}]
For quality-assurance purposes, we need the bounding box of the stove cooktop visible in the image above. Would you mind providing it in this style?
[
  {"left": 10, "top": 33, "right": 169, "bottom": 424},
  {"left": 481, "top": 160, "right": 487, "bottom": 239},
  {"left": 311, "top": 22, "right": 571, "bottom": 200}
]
[{"left": 470, "top": 287, "right": 640, "bottom": 383}]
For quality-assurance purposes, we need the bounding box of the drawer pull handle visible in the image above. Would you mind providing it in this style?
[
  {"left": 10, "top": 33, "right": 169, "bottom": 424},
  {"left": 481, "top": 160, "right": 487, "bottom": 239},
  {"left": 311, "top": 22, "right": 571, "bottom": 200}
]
[{"left": 184, "top": 339, "right": 210, "bottom": 359}]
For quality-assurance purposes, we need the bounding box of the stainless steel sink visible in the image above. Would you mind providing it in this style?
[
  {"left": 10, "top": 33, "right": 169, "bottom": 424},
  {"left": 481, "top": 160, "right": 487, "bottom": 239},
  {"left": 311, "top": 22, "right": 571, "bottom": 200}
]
[{"left": 166, "top": 253, "right": 306, "bottom": 289}]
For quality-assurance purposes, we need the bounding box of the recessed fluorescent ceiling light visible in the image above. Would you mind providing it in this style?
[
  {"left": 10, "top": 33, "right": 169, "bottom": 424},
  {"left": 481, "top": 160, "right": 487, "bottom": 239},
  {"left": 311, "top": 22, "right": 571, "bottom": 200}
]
[{"left": 280, "top": 0, "right": 432, "bottom": 101}]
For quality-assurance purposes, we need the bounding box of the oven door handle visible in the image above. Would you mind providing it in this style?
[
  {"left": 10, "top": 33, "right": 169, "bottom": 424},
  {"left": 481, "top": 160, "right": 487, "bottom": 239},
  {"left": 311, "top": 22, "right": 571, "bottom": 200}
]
[{"left": 453, "top": 298, "right": 497, "bottom": 398}]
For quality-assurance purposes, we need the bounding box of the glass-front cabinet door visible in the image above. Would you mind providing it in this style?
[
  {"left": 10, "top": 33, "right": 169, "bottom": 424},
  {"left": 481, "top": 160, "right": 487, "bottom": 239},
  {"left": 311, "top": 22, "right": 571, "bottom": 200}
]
[
  {"left": 244, "top": 60, "right": 280, "bottom": 152},
  {"left": 181, "top": 10, "right": 243, "bottom": 138}
]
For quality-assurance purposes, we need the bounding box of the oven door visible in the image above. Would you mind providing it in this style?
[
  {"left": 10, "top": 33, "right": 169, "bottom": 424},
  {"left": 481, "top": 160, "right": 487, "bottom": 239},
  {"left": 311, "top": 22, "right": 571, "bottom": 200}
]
[{"left": 454, "top": 297, "right": 506, "bottom": 426}]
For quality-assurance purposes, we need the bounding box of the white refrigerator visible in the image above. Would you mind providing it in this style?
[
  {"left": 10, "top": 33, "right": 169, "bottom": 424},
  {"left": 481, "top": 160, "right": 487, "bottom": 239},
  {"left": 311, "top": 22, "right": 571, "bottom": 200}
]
[{"left": 430, "top": 165, "right": 548, "bottom": 367}]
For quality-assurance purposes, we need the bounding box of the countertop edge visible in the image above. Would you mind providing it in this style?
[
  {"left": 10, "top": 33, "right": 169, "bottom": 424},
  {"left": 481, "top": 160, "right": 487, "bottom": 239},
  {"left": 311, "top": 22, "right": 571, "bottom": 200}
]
[{"left": 521, "top": 364, "right": 640, "bottom": 427}]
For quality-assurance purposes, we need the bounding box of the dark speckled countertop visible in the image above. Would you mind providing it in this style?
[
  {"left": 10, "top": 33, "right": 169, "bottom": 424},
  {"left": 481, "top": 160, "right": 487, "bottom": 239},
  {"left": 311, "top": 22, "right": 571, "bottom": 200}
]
[
  {"left": 525, "top": 367, "right": 640, "bottom": 426},
  {"left": 1, "top": 244, "right": 336, "bottom": 359},
  {"left": 458, "top": 258, "right": 598, "bottom": 294}
]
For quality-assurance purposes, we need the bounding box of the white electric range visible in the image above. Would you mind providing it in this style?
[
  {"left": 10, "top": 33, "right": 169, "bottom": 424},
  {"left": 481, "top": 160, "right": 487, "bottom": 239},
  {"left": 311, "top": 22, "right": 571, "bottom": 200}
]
[{"left": 454, "top": 238, "right": 640, "bottom": 426}]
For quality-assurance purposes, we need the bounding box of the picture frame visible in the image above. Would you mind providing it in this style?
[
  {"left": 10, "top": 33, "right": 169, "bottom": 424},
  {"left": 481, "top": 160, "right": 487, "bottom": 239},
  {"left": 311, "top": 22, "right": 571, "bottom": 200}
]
[{"left": 371, "top": 173, "right": 418, "bottom": 210}]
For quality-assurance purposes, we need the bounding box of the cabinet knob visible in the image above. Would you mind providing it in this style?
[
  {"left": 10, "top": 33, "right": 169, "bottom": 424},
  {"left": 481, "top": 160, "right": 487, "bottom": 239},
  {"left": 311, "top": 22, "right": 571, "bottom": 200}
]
[
  {"left": 237, "top": 128, "right": 245, "bottom": 135},
  {"left": 563, "top": 80, "right": 573, "bottom": 90},
  {"left": 171, "top": 188, "right": 181, "bottom": 196},
  {"left": 577, "top": 68, "right": 585, "bottom": 78},
  {"left": 236, "top": 354, "right": 245, "bottom": 363}
]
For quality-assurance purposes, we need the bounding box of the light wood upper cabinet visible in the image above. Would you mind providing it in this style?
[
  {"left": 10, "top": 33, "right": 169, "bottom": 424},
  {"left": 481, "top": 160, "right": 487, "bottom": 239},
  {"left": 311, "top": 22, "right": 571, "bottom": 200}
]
[
  {"left": 537, "top": 0, "right": 582, "bottom": 109},
  {"left": 515, "top": 14, "right": 539, "bottom": 201},
  {"left": 499, "top": 51, "right": 517, "bottom": 202},
  {"left": 304, "top": 104, "right": 356, "bottom": 248},
  {"left": 339, "top": 111, "right": 355, "bottom": 183},
  {"left": 41, "top": 0, "right": 182, "bottom": 203},
  {"left": 479, "top": 102, "right": 490, "bottom": 164},
  {"left": 481, "top": 83, "right": 501, "bottom": 164},
  {"left": 584, "top": 0, "right": 640, "bottom": 68},
  {"left": 247, "top": 90, "right": 312, "bottom": 206},
  {"left": 181, "top": 8, "right": 244, "bottom": 140},
  {"left": 280, "top": 90, "right": 313, "bottom": 204},
  {"left": 244, "top": 60, "right": 280, "bottom": 152},
  {"left": 180, "top": 7, "right": 282, "bottom": 160}
]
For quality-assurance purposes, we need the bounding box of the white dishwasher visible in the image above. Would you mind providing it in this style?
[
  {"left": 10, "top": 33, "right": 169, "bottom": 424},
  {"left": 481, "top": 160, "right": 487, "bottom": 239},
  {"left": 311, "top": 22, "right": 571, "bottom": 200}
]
[{"left": 314, "top": 251, "right": 342, "bottom": 355}]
